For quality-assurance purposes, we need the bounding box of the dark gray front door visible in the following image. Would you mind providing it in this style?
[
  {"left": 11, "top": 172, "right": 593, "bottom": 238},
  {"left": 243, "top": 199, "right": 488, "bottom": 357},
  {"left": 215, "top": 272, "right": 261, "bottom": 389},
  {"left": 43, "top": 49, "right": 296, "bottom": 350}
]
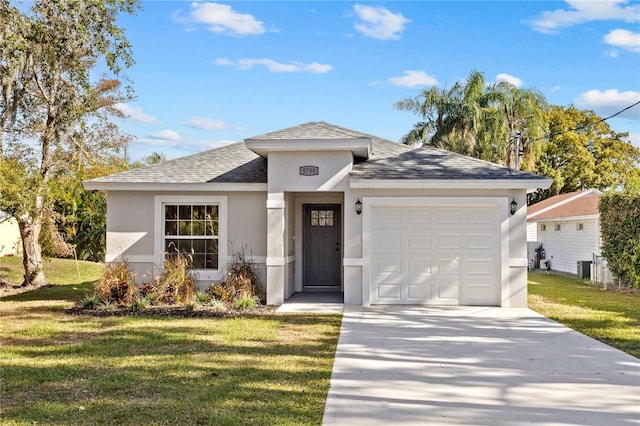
[{"left": 303, "top": 204, "right": 341, "bottom": 290}]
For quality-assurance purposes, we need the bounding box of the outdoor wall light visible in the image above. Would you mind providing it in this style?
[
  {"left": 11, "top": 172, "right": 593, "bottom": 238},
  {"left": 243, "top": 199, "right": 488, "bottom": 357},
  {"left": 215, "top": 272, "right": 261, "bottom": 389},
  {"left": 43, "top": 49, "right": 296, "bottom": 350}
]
[
  {"left": 355, "top": 198, "right": 362, "bottom": 215},
  {"left": 510, "top": 198, "right": 518, "bottom": 216}
]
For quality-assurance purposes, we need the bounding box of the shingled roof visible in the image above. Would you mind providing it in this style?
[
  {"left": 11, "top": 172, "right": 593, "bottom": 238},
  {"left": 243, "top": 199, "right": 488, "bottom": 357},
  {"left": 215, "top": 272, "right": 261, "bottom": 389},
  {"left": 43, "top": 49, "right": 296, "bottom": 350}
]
[
  {"left": 84, "top": 121, "right": 550, "bottom": 188},
  {"left": 527, "top": 190, "right": 601, "bottom": 220},
  {"left": 85, "top": 142, "right": 266, "bottom": 185}
]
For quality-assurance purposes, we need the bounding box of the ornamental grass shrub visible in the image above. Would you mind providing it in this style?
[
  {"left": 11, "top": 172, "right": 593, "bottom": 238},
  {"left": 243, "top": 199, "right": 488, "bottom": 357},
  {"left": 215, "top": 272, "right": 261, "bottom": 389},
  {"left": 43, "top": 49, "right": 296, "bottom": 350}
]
[
  {"left": 94, "top": 260, "right": 138, "bottom": 305},
  {"left": 154, "top": 249, "right": 197, "bottom": 304}
]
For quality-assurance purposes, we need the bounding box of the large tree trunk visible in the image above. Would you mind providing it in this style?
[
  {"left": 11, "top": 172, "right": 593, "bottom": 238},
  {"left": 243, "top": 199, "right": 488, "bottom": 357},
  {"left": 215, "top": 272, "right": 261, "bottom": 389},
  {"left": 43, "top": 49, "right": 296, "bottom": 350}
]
[{"left": 17, "top": 213, "right": 46, "bottom": 287}]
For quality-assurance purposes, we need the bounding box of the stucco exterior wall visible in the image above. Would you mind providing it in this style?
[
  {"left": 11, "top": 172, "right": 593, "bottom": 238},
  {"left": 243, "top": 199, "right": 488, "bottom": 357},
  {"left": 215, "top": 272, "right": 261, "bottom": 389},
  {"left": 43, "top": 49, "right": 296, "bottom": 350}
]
[
  {"left": 105, "top": 190, "right": 267, "bottom": 287},
  {"left": 536, "top": 218, "right": 600, "bottom": 275}
]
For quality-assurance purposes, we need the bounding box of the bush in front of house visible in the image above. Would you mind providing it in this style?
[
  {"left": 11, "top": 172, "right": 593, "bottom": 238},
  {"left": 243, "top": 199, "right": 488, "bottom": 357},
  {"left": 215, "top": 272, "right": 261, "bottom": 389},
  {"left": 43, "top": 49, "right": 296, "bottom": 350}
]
[
  {"left": 207, "top": 245, "right": 263, "bottom": 305},
  {"left": 600, "top": 191, "right": 640, "bottom": 289},
  {"left": 93, "top": 260, "right": 139, "bottom": 305},
  {"left": 153, "top": 249, "right": 197, "bottom": 304}
]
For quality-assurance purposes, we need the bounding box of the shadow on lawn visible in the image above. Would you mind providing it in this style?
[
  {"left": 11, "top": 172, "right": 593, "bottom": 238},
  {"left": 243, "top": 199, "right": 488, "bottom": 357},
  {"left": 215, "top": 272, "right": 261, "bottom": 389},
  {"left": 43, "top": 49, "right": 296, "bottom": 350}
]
[
  {"left": 1, "top": 313, "right": 341, "bottom": 425},
  {"left": 0, "top": 281, "right": 95, "bottom": 302}
]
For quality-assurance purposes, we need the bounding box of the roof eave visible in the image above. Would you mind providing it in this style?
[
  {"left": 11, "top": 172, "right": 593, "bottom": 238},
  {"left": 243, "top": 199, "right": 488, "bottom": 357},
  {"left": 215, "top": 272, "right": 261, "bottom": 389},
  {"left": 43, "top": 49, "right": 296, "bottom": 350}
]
[
  {"left": 244, "top": 138, "right": 372, "bottom": 159},
  {"left": 82, "top": 181, "right": 268, "bottom": 192},
  {"left": 350, "top": 178, "right": 553, "bottom": 192},
  {"left": 528, "top": 214, "right": 599, "bottom": 222}
]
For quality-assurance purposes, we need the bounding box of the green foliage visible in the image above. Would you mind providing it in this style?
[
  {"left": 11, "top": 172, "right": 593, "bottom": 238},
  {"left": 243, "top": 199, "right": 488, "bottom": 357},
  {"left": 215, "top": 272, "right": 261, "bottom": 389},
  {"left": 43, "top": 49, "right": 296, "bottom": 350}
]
[
  {"left": 80, "top": 294, "right": 100, "bottom": 309},
  {"left": 154, "top": 249, "right": 197, "bottom": 304},
  {"left": 234, "top": 295, "right": 261, "bottom": 310},
  {"left": 600, "top": 192, "right": 640, "bottom": 289},
  {"left": 94, "top": 260, "right": 138, "bottom": 305},
  {"left": 395, "top": 69, "right": 548, "bottom": 169},
  {"left": 128, "top": 296, "right": 148, "bottom": 312},
  {"left": 196, "top": 291, "right": 212, "bottom": 304},
  {"left": 0, "top": 0, "right": 139, "bottom": 285},
  {"left": 530, "top": 106, "right": 640, "bottom": 203}
]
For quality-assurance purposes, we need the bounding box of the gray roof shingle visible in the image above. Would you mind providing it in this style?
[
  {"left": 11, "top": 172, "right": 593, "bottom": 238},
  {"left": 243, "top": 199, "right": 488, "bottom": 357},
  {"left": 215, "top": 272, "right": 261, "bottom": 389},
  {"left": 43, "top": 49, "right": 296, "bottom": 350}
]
[
  {"left": 85, "top": 121, "right": 548, "bottom": 186},
  {"left": 351, "top": 145, "right": 547, "bottom": 181},
  {"left": 86, "top": 142, "right": 266, "bottom": 184}
]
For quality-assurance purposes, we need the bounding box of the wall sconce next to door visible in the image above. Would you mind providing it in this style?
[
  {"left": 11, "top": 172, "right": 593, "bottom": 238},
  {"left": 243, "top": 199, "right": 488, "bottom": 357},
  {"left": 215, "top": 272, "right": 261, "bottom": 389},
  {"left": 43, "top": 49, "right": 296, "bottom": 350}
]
[
  {"left": 355, "top": 198, "right": 362, "bottom": 215},
  {"left": 510, "top": 198, "right": 518, "bottom": 216}
]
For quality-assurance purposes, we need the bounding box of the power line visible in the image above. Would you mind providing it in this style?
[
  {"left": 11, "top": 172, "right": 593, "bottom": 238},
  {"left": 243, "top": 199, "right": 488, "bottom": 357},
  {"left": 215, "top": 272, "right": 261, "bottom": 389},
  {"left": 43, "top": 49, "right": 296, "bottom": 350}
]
[{"left": 535, "top": 99, "right": 640, "bottom": 142}]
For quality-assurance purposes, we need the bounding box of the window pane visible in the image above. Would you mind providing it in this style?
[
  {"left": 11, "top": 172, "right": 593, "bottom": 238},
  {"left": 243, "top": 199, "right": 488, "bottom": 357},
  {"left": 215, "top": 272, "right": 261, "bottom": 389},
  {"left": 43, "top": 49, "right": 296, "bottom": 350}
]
[
  {"left": 178, "top": 239, "right": 192, "bottom": 254},
  {"left": 193, "top": 205, "right": 206, "bottom": 220},
  {"left": 206, "top": 253, "right": 218, "bottom": 269},
  {"left": 165, "top": 239, "right": 179, "bottom": 253},
  {"left": 206, "top": 239, "right": 218, "bottom": 254},
  {"left": 206, "top": 220, "right": 218, "bottom": 236},
  {"left": 165, "top": 220, "right": 177, "bottom": 236},
  {"left": 165, "top": 205, "right": 177, "bottom": 220},
  {"left": 179, "top": 205, "right": 191, "bottom": 220},
  {"left": 207, "top": 205, "right": 219, "bottom": 221},
  {"left": 192, "top": 254, "right": 205, "bottom": 269},
  {"left": 192, "top": 239, "right": 205, "bottom": 253},
  {"left": 192, "top": 220, "right": 205, "bottom": 236},
  {"left": 178, "top": 220, "right": 191, "bottom": 235}
]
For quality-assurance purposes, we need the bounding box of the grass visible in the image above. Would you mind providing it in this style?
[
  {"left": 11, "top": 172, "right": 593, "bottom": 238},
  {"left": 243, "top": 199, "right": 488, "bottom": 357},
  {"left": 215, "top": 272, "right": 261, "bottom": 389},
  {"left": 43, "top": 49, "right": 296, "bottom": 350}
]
[
  {"left": 0, "top": 258, "right": 342, "bottom": 425},
  {"left": 1, "top": 255, "right": 104, "bottom": 289},
  {"left": 528, "top": 271, "right": 640, "bottom": 358}
]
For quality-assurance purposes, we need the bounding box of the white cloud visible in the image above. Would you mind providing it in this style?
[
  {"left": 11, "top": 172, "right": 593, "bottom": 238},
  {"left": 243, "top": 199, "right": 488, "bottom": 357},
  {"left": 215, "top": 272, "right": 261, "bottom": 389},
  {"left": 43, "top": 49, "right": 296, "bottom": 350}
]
[
  {"left": 186, "top": 117, "right": 234, "bottom": 131},
  {"left": 496, "top": 73, "right": 523, "bottom": 87},
  {"left": 549, "top": 86, "right": 561, "bottom": 94},
  {"left": 604, "top": 29, "right": 640, "bottom": 52},
  {"left": 528, "top": 0, "right": 640, "bottom": 34},
  {"left": 625, "top": 132, "right": 640, "bottom": 148},
  {"left": 388, "top": 70, "right": 437, "bottom": 88},
  {"left": 215, "top": 58, "right": 332, "bottom": 73},
  {"left": 353, "top": 4, "right": 410, "bottom": 40},
  {"left": 182, "top": 2, "right": 265, "bottom": 36},
  {"left": 574, "top": 89, "right": 640, "bottom": 119},
  {"left": 114, "top": 103, "right": 157, "bottom": 124},
  {"left": 148, "top": 129, "right": 181, "bottom": 141}
]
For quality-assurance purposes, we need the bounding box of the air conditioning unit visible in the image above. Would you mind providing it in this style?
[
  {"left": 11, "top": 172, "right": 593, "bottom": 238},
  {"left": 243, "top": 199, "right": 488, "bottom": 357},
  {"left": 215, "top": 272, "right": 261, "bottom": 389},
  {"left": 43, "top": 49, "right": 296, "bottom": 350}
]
[{"left": 540, "top": 259, "right": 550, "bottom": 270}]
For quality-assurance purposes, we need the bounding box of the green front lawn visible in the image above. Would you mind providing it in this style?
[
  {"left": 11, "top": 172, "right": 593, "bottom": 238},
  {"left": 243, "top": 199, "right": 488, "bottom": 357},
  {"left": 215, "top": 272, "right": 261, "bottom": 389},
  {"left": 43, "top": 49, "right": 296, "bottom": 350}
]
[
  {"left": 528, "top": 271, "right": 640, "bottom": 358},
  {"left": 0, "top": 259, "right": 342, "bottom": 425}
]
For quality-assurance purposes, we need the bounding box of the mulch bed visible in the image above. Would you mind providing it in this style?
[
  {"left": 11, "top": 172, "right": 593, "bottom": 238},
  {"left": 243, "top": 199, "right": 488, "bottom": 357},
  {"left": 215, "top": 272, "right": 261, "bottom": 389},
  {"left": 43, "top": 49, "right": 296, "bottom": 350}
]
[{"left": 65, "top": 304, "right": 278, "bottom": 318}]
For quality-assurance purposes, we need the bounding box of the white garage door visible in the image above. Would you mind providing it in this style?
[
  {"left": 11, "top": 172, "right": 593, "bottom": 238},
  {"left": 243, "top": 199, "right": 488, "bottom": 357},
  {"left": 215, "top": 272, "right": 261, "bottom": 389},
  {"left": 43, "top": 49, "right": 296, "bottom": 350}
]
[{"left": 370, "top": 204, "right": 500, "bottom": 305}]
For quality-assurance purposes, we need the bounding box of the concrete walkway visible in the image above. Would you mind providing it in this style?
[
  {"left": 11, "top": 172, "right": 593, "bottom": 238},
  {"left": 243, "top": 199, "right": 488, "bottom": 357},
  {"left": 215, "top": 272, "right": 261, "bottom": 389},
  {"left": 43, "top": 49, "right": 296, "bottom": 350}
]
[{"left": 323, "top": 306, "right": 640, "bottom": 425}]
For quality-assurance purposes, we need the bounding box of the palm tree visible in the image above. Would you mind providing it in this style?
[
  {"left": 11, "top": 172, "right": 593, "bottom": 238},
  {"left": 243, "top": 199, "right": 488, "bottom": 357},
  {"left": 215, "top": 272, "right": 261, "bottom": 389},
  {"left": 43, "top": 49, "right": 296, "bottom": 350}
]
[
  {"left": 394, "top": 70, "right": 488, "bottom": 155},
  {"left": 485, "top": 81, "right": 548, "bottom": 170}
]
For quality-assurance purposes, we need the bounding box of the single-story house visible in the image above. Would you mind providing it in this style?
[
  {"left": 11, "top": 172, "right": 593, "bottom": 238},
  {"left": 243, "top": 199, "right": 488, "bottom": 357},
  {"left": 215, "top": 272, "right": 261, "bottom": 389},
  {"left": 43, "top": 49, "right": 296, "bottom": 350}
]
[
  {"left": 526, "top": 189, "right": 604, "bottom": 275},
  {"left": 84, "top": 121, "right": 552, "bottom": 307},
  {"left": 0, "top": 216, "right": 22, "bottom": 257}
]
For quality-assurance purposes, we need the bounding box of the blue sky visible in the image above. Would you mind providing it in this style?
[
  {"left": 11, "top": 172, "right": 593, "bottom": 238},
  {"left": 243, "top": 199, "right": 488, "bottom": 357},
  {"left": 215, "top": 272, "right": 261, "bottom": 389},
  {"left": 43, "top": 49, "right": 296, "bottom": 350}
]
[{"left": 112, "top": 1, "right": 640, "bottom": 161}]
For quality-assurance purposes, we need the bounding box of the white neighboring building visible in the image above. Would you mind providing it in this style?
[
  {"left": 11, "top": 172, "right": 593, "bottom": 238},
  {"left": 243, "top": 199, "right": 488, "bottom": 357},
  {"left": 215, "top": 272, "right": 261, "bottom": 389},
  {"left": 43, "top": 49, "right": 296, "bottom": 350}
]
[
  {"left": 0, "top": 216, "right": 22, "bottom": 256},
  {"left": 527, "top": 190, "right": 602, "bottom": 275}
]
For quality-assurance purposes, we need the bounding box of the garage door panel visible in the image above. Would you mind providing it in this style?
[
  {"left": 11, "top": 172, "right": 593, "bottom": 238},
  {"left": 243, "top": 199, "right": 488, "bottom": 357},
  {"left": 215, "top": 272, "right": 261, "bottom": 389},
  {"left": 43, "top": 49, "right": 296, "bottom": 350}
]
[
  {"left": 407, "top": 234, "right": 432, "bottom": 250},
  {"left": 467, "top": 233, "right": 494, "bottom": 249},
  {"left": 437, "top": 234, "right": 462, "bottom": 249},
  {"left": 377, "top": 284, "right": 401, "bottom": 299},
  {"left": 407, "top": 208, "right": 433, "bottom": 224},
  {"left": 466, "top": 259, "right": 495, "bottom": 275},
  {"left": 467, "top": 208, "right": 495, "bottom": 224},
  {"left": 437, "top": 209, "right": 463, "bottom": 224},
  {"left": 371, "top": 203, "right": 500, "bottom": 305}
]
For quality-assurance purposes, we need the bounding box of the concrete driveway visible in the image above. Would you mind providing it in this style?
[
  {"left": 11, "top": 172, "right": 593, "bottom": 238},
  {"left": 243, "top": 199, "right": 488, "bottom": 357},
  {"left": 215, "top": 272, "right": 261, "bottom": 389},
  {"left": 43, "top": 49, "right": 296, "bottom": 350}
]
[{"left": 323, "top": 306, "right": 640, "bottom": 426}]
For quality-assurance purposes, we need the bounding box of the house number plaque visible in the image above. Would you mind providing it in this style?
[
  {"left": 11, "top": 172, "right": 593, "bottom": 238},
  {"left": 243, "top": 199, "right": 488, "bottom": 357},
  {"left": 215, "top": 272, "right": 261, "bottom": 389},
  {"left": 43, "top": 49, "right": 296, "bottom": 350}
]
[{"left": 299, "top": 166, "right": 319, "bottom": 176}]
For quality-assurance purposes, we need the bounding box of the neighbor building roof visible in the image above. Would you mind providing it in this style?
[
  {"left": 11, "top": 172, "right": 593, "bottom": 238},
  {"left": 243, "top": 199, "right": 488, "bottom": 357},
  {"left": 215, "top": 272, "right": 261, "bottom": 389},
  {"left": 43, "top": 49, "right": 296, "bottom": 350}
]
[{"left": 527, "top": 190, "right": 601, "bottom": 221}]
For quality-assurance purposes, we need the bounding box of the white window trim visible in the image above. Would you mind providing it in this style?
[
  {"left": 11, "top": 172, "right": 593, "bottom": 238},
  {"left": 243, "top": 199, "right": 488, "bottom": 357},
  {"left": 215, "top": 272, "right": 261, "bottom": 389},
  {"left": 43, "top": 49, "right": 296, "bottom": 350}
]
[{"left": 154, "top": 195, "right": 228, "bottom": 282}]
